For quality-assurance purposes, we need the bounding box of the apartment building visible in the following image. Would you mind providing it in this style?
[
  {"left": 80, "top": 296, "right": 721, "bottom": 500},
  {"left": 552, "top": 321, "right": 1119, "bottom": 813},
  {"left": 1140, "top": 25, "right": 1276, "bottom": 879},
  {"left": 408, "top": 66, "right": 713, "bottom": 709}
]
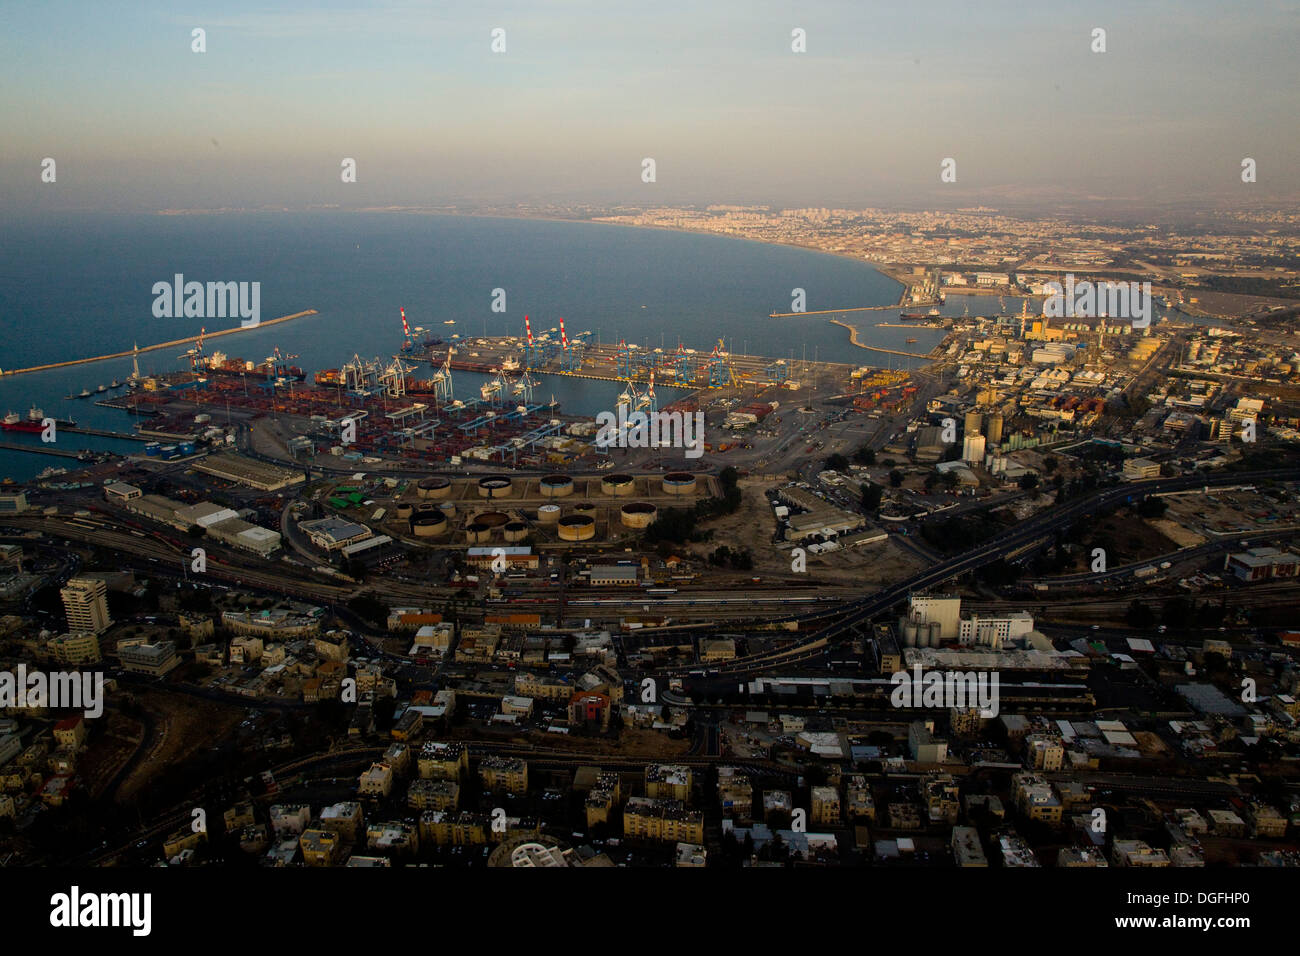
[{"left": 623, "top": 797, "right": 705, "bottom": 844}]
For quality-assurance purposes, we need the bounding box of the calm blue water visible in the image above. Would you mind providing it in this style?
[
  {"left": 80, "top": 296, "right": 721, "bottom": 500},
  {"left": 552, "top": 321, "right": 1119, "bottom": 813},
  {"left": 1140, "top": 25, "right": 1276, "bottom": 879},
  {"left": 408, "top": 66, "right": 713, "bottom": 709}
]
[{"left": 0, "top": 212, "right": 947, "bottom": 481}]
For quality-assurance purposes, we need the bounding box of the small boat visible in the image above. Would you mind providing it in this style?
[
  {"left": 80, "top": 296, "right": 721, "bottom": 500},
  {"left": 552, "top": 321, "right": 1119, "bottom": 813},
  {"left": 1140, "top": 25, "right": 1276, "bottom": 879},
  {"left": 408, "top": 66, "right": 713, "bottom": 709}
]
[
  {"left": 906, "top": 338, "right": 918, "bottom": 344},
  {"left": 110, "top": 379, "right": 122, "bottom": 388},
  {"left": 96, "top": 384, "right": 108, "bottom": 393},
  {"left": 77, "top": 388, "right": 92, "bottom": 398},
  {"left": 444, "top": 320, "right": 456, "bottom": 325}
]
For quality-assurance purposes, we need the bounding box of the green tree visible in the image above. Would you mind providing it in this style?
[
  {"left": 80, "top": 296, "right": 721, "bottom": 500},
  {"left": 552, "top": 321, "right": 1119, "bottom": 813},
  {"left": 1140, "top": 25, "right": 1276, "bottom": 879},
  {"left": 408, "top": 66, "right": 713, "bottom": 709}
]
[{"left": 860, "top": 482, "right": 883, "bottom": 514}]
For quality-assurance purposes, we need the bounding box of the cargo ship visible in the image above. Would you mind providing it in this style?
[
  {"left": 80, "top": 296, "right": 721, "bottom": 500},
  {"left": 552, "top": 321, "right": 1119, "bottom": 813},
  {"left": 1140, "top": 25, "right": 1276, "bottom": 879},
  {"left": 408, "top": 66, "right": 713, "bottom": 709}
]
[
  {"left": 202, "top": 350, "right": 305, "bottom": 382},
  {"left": 2, "top": 407, "right": 76, "bottom": 432}
]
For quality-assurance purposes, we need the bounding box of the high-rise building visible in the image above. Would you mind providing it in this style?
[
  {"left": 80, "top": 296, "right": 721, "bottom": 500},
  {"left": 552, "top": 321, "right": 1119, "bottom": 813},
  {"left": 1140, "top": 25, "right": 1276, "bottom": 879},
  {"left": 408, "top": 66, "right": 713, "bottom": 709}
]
[{"left": 60, "top": 578, "right": 112, "bottom": 636}]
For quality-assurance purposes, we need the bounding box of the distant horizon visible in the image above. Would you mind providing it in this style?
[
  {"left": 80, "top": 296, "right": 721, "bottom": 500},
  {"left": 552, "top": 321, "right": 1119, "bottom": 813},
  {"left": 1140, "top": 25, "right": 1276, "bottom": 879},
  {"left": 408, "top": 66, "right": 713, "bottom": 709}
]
[{"left": 3, "top": 1, "right": 1296, "bottom": 218}]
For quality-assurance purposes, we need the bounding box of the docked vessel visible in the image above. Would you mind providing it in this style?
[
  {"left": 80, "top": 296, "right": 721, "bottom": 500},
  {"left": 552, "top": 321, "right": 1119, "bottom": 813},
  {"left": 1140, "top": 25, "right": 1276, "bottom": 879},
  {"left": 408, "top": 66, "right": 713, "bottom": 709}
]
[
  {"left": 2, "top": 411, "right": 44, "bottom": 433},
  {"left": 201, "top": 350, "right": 306, "bottom": 382}
]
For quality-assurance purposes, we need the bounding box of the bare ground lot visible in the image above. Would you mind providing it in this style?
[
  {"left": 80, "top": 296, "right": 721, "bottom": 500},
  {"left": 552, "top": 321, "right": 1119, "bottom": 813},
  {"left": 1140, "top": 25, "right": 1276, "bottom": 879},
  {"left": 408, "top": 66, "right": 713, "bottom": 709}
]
[
  {"left": 1063, "top": 513, "right": 1181, "bottom": 570},
  {"left": 113, "top": 693, "right": 244, "bottom": 804},
  {"left": 691, "top": 479, "right": 924, "bottom": 586},
  {"left": 79, "top": 711, "right": 145, "bottom": 800}
]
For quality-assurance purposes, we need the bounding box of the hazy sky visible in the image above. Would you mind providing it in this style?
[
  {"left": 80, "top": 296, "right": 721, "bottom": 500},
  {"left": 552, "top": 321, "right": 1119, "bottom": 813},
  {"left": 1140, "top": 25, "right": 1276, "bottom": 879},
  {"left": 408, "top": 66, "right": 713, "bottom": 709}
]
[{"left": 2, "top": 0, "right": 1297, "bottom": 214}]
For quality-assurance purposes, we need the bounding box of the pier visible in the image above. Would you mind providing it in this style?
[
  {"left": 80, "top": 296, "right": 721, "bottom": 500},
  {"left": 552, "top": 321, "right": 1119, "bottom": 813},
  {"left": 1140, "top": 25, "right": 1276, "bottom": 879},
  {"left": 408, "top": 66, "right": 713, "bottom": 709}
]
[
  {"left": 0, "top": 310, "right": 320, "bottom": 378},
  {"left": 769, "top": 304, "right": 920, "bottom": 318},
  {"left": 62, "top": 426, "right": 149, "bottom": 441},
  {"left": 829, "top": 319, "right": 933, "bottom": 359},
  {"left": 0, "top": 441, "right": 99, "bottom": 460}
]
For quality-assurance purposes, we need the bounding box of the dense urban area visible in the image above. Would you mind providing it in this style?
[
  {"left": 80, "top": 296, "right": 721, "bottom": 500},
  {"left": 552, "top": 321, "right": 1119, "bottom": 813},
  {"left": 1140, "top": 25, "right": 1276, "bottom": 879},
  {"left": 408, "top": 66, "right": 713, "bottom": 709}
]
[{"left": 4, "top": 202, "right": 1300, "bottom": 871}]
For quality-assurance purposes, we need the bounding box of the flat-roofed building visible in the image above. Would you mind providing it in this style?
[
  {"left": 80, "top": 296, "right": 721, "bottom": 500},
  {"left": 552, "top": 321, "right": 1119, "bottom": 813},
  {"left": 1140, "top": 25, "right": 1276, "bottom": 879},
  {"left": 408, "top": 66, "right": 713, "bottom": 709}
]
[
  {"left": 1058, "top": 847, "right": 1109, "bottom": 867},
  {"left": 1224, "top": 547, "right": 1300, "bottom": 582},
  {"left": 359, "top": 762, "right": 394, "bottom": 797},
  {"left": 646, "top": 764, "right": 693, "bottom": 803},
  {"left": 1014, "top": 773, "right": 1063, "bottom": 825},
  {"left": 118, "top": 639, "right": 179, "bottom": 676},
  {"left": 479, "top": 756, "right": 528, "bottom": 795},
  {"left": 298, "top": 516, "right": 372, "bottom": 552},
  {"left": 318, "top": 801, "right": 364, "bottom": 842},
  {"left": 717, "top": 766, "right": 753, "bottom": 822},
  {"left": 811, "top": 786, "right": 841, "bottom": 827},
  {"left": 60, "top": 577, "right": 112, "bottom": 636},
  {"left": 103, "top": 481, "right": 142, "bottom": 502},
  {"left": 419, "top": 810, "right": 490, "bottom": 846},
  {"left": 1122, "top": 457, "right": 1161, "bottom": 480},
  {"left": 407, "top": 779, "right": 460, "bottom": 811},
  {"left": 1026, "top": 734, "right": 1065, "bottom": 771},
  {"left": 1112, "top": 840, "right": 1170, "bottom": 867},
  {"left": 623, "top": 797, "right": 704, "bottom": 844},
  {"left": 845, "top": 775, "right": 876, "bottom": 822},
  {"left": 418, "top": 741, "right": 468, "bottom": 781},
  {"left": 269, "top": 804, "right": 312, "bottom": 837},
  {"left": 299, "top": 828, "right": 342, "bottom": 867},
  {"left": 589, "top": 565, "right": 639, "bottom": 586},
  {"left": 367, "top": 821, "right": 419, "bottom": 857},
  {"left": 952, "top": 826, "right": 988, "bottom": 866},
  {"left": 193, "top": 453, "right": 303, "bottom": 492},
  {"left": 47, "top": 631, "right": 102, "bottom": 666},
  {"left": 584, "top": 772, "right": 620, "bottom": 828}
]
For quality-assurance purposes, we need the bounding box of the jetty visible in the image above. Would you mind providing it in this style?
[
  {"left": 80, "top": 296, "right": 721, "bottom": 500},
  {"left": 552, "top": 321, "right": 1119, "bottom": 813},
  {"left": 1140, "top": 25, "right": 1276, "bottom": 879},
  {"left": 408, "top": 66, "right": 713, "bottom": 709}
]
[
  {"left": 829, "top": 319, "right": 932, "bottom": 359},
  {"left": 0, "top": 310, "right": 320, "bottom": 378}
]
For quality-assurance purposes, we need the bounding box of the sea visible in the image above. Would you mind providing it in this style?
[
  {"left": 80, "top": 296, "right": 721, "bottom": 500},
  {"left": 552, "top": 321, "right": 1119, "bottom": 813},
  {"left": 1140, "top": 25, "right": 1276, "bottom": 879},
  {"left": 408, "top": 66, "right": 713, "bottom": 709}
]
[{"left": 0, "top": 212, "right": 983, "bottom": 482}]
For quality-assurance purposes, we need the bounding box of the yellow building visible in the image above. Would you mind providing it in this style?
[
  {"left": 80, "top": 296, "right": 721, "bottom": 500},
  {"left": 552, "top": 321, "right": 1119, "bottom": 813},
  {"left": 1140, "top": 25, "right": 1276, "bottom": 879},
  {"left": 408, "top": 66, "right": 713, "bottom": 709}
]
[
  {"left": 418, "top": 741, "right": 468, "bottom": 780},
  {"left": 48, "top": 631, "right": 102, "bottom": 666},
  {"left": 407, "top": 779, "right": 460, "bottom": 811},
  {"left": 419, "top": 810, "right": 490, "bottom": 846},
  {"left": 53, "top": 716, "right": 88, "bottom": 751},
  {"left": 585, "top": 772, "right": 620, "bottom": 828},
  {"left": 811, "top": 786, "right": 841, "bottom": 827},
  {"left": 163, "top": 826, "right": 207, "bottom": 860},
  {"left": 623, "top": 797, "right": 704, "bottom": 844},
  {"left": 645, "top": 765, "right": 693, "bottom": 804},
  {"left": 479, "top": 756, "right": 528, "bottom": 795},
  {"left": 300, "top": 829, "right": 342, "bottom": 866}
]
